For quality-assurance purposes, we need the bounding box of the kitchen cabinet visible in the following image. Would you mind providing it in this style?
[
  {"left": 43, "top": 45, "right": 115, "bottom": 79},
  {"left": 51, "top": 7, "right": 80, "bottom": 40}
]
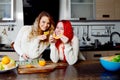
[
  {"left": 60, "top": 0, "right": 120, "bottom": 20},
  {"left": 96, "top": 0, "right": 120, "bottom": 20},
  {"left": 0, "top": 0, "right": 14, "bottom": 21},
  {"left": 0, "top": 52, "right": 19, "bottom": 61},
  {"left": 70, "top": 0, "right": 95, "bottom": 20},
  {"left": 82, "top": 50, "right": 120, "bottom": 60},
  {"left": 115, "top": 0, "right": 120, "bottom": 19},
  {"left": 96, "top": 0, "right": 115, "bottom": 20}
]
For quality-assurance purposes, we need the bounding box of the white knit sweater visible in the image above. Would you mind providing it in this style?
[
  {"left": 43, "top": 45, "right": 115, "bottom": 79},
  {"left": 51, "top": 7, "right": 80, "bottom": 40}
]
[
  {"left": 14, "top": 26, "right": 49, "bottom": 61},
  {"left": 50, "top": 35, "right": 82, "bottom": 65}
]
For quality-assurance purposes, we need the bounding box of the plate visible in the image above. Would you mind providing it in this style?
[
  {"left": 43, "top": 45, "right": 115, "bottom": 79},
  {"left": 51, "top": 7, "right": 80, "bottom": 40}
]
[{"left": 0, "top": 64, "right": 18, "bottom": 73}]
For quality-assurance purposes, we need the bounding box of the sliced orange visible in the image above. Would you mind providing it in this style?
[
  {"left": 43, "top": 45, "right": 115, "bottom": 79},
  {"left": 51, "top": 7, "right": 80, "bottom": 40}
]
[
  {"left": 44, "top": 31, "right": 49, "bottom": 36},
  {"left": 1, "top": 56, "right": 10, "bottom": 65},
  {"left": 53, "top": 33, "right": 62, "bottom": 39},
  {"left": 26, "top": 64, "right": 34, "bottom": 68},
  {"left": 39, "top": 60, "right": 46, "bottom": 66}
]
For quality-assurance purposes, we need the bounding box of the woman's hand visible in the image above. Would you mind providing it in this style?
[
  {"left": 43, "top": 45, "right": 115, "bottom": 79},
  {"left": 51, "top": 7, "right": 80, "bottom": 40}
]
[
  {"left": 38, "top": 35, "right": 47, "bottom": 40},
  {"left": 49, "top": 35, "right": 56, "bottom": 43},
  {"left": 22, "top": 53, "right": 29, "bottom": 60}
]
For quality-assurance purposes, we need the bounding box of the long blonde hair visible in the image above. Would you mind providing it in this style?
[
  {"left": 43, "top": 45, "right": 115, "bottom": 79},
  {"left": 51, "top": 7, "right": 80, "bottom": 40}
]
[{"left": 29, "top": 11, "right": 55, "bottom": 42}]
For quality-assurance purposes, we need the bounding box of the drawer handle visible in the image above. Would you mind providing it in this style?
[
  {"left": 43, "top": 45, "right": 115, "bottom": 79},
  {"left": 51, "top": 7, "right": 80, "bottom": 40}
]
[
  {"left": 115, "top": 53, "right": 120, "bottom": 55},
  {"left": 94, "top": 54, "right": 101, "bottom": 57},
  {"left": 102, "top": 15, "right": 110, "bottom": 18}
]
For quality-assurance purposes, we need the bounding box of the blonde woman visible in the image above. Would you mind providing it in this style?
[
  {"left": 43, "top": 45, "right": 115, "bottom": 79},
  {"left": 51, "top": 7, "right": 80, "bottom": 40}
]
[{"left": 14, "top": 11, "right": 55, "bottom": 61}]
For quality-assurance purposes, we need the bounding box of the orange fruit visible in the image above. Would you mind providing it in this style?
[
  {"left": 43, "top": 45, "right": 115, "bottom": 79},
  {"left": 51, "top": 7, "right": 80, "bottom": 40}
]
[
  {"left": 44, "top": 31, "right": 49, "bottom": 36},
  {"left": 26, "top": 64, "right": 34, "bottom": 68},
  {"left": 53, "top": 33, "right": 62, "bottom": 39},
  {"left": 1, "top": 56, "right": 10, "bottom": 64},
  {"left": 39, "top": 60, "right": 46, "bottom": 66}
]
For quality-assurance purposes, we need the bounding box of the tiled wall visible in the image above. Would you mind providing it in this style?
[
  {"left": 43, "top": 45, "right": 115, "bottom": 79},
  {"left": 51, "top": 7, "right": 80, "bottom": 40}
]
[{"left": 72, "top": 22, "right": 120, "bottom": 46}]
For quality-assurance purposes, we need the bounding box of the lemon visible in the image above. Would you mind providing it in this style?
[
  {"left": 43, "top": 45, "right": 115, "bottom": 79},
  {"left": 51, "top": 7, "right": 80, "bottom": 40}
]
[{"left": 0, "top": 62, "right": 4, "bottom": 70}]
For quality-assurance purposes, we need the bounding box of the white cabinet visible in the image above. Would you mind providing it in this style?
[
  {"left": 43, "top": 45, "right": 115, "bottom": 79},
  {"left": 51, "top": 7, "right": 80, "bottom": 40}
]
[
  {"left": 70, "top": 0, "right": 95, "bottom": 20},
  {"left": 0, "top": 0, "right": 14, "bottom": 20},
  {"left": 59, "top": 0, "right": 95, "bottom": 20}
]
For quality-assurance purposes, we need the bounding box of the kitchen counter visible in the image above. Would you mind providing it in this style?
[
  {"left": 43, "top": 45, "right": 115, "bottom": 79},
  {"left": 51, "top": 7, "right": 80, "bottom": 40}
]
[
  {"left": 0, "top": 60, "right": 120, "bottom": 80},
  {"left": 80, "top": 45, "right": 120, "bottom": 51},
  {"left": 1, "top": 45, "right": 120, "bottom": 52},
  {"left": 0, "top": 47, "right": 14, "bottom": 52}
]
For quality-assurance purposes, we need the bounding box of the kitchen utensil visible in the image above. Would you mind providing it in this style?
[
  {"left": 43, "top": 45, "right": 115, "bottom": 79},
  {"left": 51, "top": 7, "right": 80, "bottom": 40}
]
[
  {"left": 82, "top": 27, "right": 86, "bottom": 41},
  {"left": 86, "top": 25, "right": 90, "bottom": 41}
]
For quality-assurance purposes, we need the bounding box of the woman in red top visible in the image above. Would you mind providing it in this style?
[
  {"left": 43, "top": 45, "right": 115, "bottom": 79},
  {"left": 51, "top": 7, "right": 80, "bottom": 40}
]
[{"left": 49, "top": 20, "right": 85, "bottom": 65}]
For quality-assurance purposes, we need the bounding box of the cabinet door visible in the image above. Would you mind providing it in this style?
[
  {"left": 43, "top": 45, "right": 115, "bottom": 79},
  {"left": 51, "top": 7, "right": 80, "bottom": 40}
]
[
  {"left": 0, "top": 0, "right": 14, "bottom": 20},
  {"left": 70, "top": 0, "right": 95, "bottom": 20},
  {"left": 108, "top": 51, "right": 120, "bottom": 56},
  {"left": 96, "top": 0, "right": 115, "bottom": 20},
  {"left": 115, "top": 0, "right": 120, "bottom": 19},
  {"left": 82, "top": 51, "right": 108, "bottom": 60}
]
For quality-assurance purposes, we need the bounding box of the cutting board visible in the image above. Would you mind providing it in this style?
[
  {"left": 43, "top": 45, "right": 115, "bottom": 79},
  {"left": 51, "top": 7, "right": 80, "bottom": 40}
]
[
  {"left": 17, "top": 60, "right": 68, "bottom": 74},
  {"left": 18, "top": 63, "right": 57, "bottom": 74}
]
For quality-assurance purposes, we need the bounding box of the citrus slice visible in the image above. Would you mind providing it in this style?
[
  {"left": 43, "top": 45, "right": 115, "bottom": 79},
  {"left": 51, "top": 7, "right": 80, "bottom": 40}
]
[
  {"left": 26, "top": 64, "right": 34, "bottom": 68},
  {"left": 53, "top": 33, "right": 62, "bottom": 39},
  {"left": 1, "top": 56, "right": 10, "bottom": 65},
  {"left": 44, "top": 31, "right": 49, "bottom": 36},
  {"left": 39, "top": 59, "right": 46, "bottom": 66}
]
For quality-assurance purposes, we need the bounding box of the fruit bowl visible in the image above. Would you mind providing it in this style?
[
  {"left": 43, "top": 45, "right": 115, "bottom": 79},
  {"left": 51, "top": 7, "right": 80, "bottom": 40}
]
[
  {"left": 0, "top": 64, "right": 18, "bottom": 73},
  {"left": 100, "top": 56, "right": 120, "bottom": 71}
]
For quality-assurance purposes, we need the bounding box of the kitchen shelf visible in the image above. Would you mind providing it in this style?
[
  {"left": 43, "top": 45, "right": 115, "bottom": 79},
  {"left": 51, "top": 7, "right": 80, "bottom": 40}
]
[{"left": 91, "top": 35, "right": 110, "bottom": 37}]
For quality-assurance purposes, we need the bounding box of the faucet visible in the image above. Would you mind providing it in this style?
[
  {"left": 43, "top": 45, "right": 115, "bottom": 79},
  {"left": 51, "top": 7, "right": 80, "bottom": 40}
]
[{"left": 110, "top": 32, "right": 120, "bottom": 44}]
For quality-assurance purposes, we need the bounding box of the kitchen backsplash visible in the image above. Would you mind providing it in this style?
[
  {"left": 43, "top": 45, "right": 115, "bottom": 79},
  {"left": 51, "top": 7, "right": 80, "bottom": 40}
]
[
  {"left": 0, "top": 21, "right": 120, "bottom": 47},
  {"left": 72, "top": 22, "right": 120, "bottom": 46}
]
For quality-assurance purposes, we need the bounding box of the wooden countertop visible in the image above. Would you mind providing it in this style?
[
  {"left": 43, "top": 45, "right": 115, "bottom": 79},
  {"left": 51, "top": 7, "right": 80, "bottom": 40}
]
[{"left": 0, "top": 60, "right": 120, "bottom": 80}]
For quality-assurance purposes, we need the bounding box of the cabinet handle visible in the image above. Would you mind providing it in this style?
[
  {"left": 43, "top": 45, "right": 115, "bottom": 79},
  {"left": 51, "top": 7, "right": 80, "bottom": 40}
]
[
  {"left": 94, "top": 54, "right": 101, "bottom": 57},
  {"left": 102, "top": 15, "right": 110, "bottom": 18},
  {"left": 115, "top": 53, "right": 120, "bottom": 55}
]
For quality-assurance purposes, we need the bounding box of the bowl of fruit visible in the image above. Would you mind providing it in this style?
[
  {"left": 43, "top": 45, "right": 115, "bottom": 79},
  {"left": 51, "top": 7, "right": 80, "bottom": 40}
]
[
  {"left": 0, "top": 55, "right": 17, "bottom": 73},
  {"left": 100, "top": 55, "right": 120, "bottom": 71}
]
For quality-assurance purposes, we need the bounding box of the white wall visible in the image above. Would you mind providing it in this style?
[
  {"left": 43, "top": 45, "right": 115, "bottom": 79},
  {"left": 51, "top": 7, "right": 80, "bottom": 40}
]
[{"left": 59, "top": 0, "right": 70, "bottom": 20}]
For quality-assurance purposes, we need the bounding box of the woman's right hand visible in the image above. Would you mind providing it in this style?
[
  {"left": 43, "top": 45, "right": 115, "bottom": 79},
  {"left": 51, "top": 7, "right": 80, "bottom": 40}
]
[
  {"left": 38, "top": 35, "right": 47, "bottom": 40},
  {"left": 49, "top": 35, "right": 56, "bottom": 43},
  {"left": 22, "top": 53, "right": 29, "bottom": 60}
]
